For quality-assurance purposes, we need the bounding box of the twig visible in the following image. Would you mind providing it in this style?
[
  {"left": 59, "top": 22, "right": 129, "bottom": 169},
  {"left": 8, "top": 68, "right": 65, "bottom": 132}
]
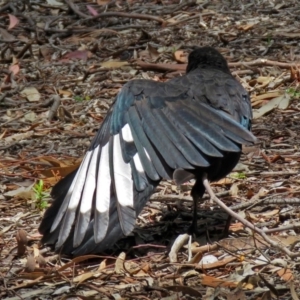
[
  {"left": 137, "top": 58, "right": 300, "bottom": 74},
  {"left": 150, "top": 191, "right": 230, "bottom": 203},
  {"left": 191, "top": 243, "right": 218, "bottom": 254},
  {"left": 166, "top": 12, "right": 214, "bottom": 27},
  {"left": 259, "top": 171, "right": 298, "bottom": 176},
  {"left": 230, "top": 193, "right": 300, "bottom": 210},
  {"left": 165, "top": 0, "right": 197, "bottom": 15},
  {"left": 135, "top": 59, "right": 186, "bottom": 72},
  {"left": 263, "top": 224, "right": 300, "bottom": 234},
  {"left": 48, "top": 95, "right": 61, "bottom": 121},
  {"left": 89, "top": 12, "right": 165, "bottom": 25},
  {"left": 16, "top": 42, "right": 32, "bottom": 59},
  {"left": 202, "top": 176, "right": 300, "bottom": 259},
  {"left": 65, "top": 0, "right": 89, "bottom": 18},
  {"left": 229, "top": 58, "right": 300, "bottom": 69}
]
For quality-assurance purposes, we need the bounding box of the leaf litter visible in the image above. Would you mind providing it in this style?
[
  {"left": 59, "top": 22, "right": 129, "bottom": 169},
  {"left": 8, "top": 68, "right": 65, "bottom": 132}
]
[{"left": 1, "top": 0, "right": 300, "bottom": 299}]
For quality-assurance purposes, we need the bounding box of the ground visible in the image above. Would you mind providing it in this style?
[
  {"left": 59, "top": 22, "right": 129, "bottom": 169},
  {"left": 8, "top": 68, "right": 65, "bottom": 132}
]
[{"left": 1, "top": 0, "right": 300, "bottom": 299}]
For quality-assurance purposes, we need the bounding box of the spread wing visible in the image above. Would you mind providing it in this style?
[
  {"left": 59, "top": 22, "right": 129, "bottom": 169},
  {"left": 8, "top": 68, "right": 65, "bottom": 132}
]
[{"left": 39, "top": 68, "right": 256, "bottom": 255}]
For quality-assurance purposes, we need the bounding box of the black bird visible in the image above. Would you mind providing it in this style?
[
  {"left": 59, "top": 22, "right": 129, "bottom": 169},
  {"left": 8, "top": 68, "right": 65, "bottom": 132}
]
[{"left": 39, "top": 47, "right": 256, "bottom": 256}]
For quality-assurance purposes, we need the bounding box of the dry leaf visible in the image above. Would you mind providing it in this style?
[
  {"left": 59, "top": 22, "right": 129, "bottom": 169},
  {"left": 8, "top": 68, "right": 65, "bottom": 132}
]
[
  {"left": 100, "top": 61, "right": 129, "bottom": 69},
  {"left": 4, "top": 131, "right": 34, "bottom": 144},
  {"left": 36, "top": 255, "right": 47, "bottom": 268},
  {"left": 8, "top": 14, "right": 20, "bottom": 29},
  {"left": 115, "top": 252, "right": 126, "bottom": 274},
  {"left": 62, "top": 50, "right": 91, "bottom": 61},
  {"left": 253, "top": 93, "right": 291, "bottom": 119},
  {"left": 46, "top": 0, "right": 63, "bottom": 6},
  {"left": 4, "top": 183, "right": 34, "bottom": 200},
  {"left": 25, "top": 255, "right": 36, "bottom": 272},
  {"left": 39, "top": 163, "right": 81, "bottom": 178},
  {"left": 16, "top": 229, "right": 28, "bottom": 256},
  {"left": 237, "top": 24, "right": 255, "bottom": 31},
  {"left": 9, "top": 64, "right": 20, "bottom": 75},
  {"left": 58, "top": 89, "right": 73, "bottom": 97},
  {"left": 87, "top": 5, "right": 98, "bottom": 16},
  {"left": 230, "top": 183, "right": 239, "bottom": 197},
  {"left": 0, "top": 28, "right": 16, "bottom": 41},
  {"left": 21, "top": 87, "right": 41, "bottom": 102},
  {"left": 200, "top": 274, "right": 237, "bottom": 288},
  {"left": 147, "top": 44, "right": 160, "bottom": 60},
  {"left": 73, "top": 272, "right": 96, "bottom": 284},
  {"left": 174, "top": 50, "right": 187, "bottom": 63},
  {"left": 24, "top": 111, "right": 37, "bottom": 122},
  {"left": 98, "top": 259, "right": 107, "bottom": 271}
]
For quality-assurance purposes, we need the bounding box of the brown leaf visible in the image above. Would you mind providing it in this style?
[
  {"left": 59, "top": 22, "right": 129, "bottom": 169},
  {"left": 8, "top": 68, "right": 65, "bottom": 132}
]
[
  {"left": 58, "top": 89, "right": 73, "bottom": 97},
  {"left": 8, "top": 14, "right": 20, "bottom": 29},
  {"left": 87, "top": 5, "right": 98, "bottom": 16},
  {"left": 200, "top": 274, "right": 237, "bottom": 288},
  {"left": 38, "top": 163, "right": 81, "bottom": 178},
  {"left": 73, "top": 271, "right": 96, "bottom": 284},
  {"left": 166, "top": 286, "right": 202, "bottom": 297},
  {"left": 230, "top": 183, "right": 239, "bottom": 197},
  {"left": 195, "top": 256, "right": 237, "bottom": 270},
  {"left": 36, "top": 255, "right": 47, "bottom": 268},
  {"left": 9, "top": 64, "right": 20, "bottom": 75},
  {"left": 147, "top": 44, "right": 160, "bottom": 60},
  {"left": 25, "top": 255, "right": 36, "bottom": 272},
  {"left": 100, "top": 61, "right": 129, "bottom": 69},
  {"left": 62, "top": 50, "right": 91, "bottom": 61},
  {"left": 0, "top": 28, "right": 16, "bottom": 41},
  {"left": 237, "top": 24, "right": 255, "bottom": 31},
  {"left": 173, "top": 50, "right": 187, "bottom": 63},
  {"left": 16, "top": 229, "right": 28, "bottom": 256},
  {"left": 39, "top": 45, "right": 54, "bottom": 59},
  {"left": 115, "top": 252, "right": 126, "bottom": 274},
  {"left": 277, "top": 268, "right": 294, "bottom": 281},
  {"left": 21, "top": 87, "right": 41, "bottom": 102}
]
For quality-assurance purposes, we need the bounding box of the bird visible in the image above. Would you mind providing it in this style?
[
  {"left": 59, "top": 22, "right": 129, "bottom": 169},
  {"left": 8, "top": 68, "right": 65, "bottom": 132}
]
[{"left": 39, "top": 46, "right": 256, "bottom": 256}]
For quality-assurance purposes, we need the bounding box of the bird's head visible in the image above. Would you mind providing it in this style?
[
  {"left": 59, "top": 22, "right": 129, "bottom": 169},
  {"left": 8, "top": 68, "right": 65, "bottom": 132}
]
[{"left": 186, "top": 46, "right": 231, "bottom": 74}]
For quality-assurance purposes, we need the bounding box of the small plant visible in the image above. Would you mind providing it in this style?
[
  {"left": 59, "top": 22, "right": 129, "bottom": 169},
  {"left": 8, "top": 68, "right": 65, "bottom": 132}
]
[
  {"left": 33, "top": 180, "right": 50, "bottom": 210},
  {"left": 286, "top": 88, "right": 300, "bottom": 98},
  {"left": 74, "top": 95, "right": 91, "bottom": 102},
  {"left": 74, "top": 95, "right": 84, "bottom": 102},
  {"left": 230, "top": 172, "right": 246, "bottom": 179},
  {"left": 267, "top": 35, "right": 273, "bottom": 47}
]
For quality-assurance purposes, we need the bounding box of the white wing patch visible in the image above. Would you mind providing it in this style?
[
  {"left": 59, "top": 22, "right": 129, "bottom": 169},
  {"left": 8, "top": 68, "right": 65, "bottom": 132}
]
[
  {"left": 80, "top": 146, "right": 99, "bottom": 214},
  {"left": 50, "top": 151, "right": 92, "bottom": 233},
  {"left": 50, "top": 172, "right": 78, "bottom": 232},
  {"left": 133, "top": 153, "right": 144, "bottom": 173},
  {"left": 113, "top": 134, "right": 134, "bottom": 207},
  {"left": 144, "top": 148, "right": 151, "bottom": 161},
  {"left": 95, "top": 143, "right": 111, "bottom": 213},
  {"left": 68, "top": 151, "right": 92, "bottom": 210},
  {"left": 122, "top": 123, "right": 134, "bottom": 142}
]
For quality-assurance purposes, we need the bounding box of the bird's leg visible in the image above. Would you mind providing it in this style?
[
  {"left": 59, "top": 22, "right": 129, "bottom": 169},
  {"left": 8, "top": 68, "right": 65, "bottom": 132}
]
[
  {"left": 188, "top": 179, "right": 205, "bottom": 235},
  {"left": 169, "top": 178, "right": 205, "bottom": 262}
]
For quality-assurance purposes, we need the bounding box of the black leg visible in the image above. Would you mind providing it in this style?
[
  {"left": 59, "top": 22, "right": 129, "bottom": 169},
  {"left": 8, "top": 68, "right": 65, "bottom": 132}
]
[{"left": 188, "top": 179, "right": 205, "bottom": 235}]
